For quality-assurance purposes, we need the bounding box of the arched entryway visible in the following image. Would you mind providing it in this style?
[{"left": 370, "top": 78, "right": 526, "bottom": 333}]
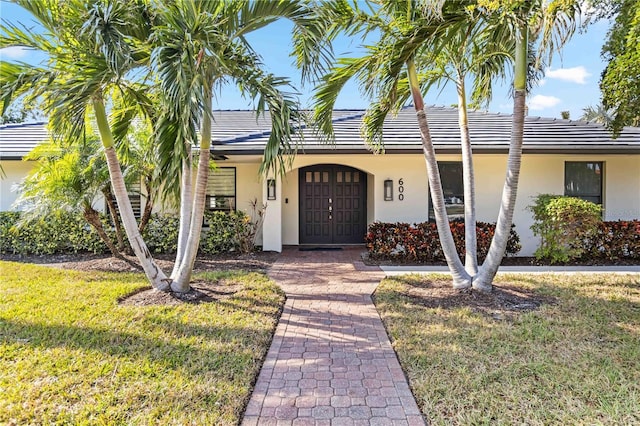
[{"left": 298, "top": 164, "right": 367, "bottom": 244}]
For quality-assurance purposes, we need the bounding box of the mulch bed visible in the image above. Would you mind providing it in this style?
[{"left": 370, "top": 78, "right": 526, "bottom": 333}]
[
  {"left": 1, "top": 251, "right": 280, "bottom": 306},
  {"left": 365, "top": 255, "right": 639, "bottom": 267},
  {"left": 394, "top": 277, "right": 556, "bottom": 321},
  {"left": 0, "top": 251, "right": 280, "bottom": 273},
  {"left": 120, "top": 278, "right": 243, "bottom": 306}
]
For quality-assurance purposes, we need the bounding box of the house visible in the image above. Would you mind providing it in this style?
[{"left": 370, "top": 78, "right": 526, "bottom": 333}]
[{"left": 1, "top": 106, "right": 639, "bottom": 257}]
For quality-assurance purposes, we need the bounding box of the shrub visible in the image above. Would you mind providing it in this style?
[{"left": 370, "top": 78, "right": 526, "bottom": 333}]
[
  {"left": 0, "top": 211, "right": 107, "bottom": 255},
  {"left": 141, "top": 214, "right": 180, "bottom": 254},
  {"left": 200, "top": 210, "right": 247, "bottom": 254},
  {"left": 529, "top": 195, "right": 602, "bottom": 263},
  {"left": 587, "top": 220, "right": 640, "bottom": 261},
  {"left": 366, "top": 221, "right": 520, "bottom": 263},
  {"left": 200, "top": 202, "right": 266, "bottom": 255}
]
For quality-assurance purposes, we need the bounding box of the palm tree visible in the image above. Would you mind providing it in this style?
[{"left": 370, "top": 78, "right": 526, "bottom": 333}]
[
  {"left": 16, "top": 135, "right": 125, "bottom": 259},
  {"left": 151, "top": 0, "right": 324, "bottom": 292},
  {"left": 580, "top": 104, "right": 614, "bottom": 126},
  {"left": 314, "top": 0, "right": 580, "bottom": 291},
  {"left": 2, "top": 0, "right": 325, "bottom": 293},
  {"left": 1, "top": 0, "right": 173, "bottom": 290}
]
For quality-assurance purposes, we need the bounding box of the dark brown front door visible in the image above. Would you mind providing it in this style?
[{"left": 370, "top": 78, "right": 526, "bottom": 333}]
[{"left": 299, "top": 165, "right": 367, "bottom": 244}]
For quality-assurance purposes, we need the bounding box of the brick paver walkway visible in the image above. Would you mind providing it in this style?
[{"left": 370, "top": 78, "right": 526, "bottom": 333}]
[{"left": 242, "top": 247, "right": 425, "bottom": 426}]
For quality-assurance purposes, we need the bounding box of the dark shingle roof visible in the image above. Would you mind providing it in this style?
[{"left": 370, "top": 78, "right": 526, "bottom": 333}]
[
  {"left": 213, "top": 107, "right": 640, "bottom": 154},
  {"left": 0, "top": 122, "right": 48, "bottom": 159},
  {"left": 2, "top": 107, "right": 639, "bottom": 159}
]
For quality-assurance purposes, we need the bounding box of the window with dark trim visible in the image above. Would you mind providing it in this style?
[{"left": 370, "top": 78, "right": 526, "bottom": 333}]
[
  {"left": 207, "top": 167, "right": 236, "bottom": 212},
  {"left": 564, "top": 161, "right": 603, "bottom": 205},
  {"left": 428, "top": 162, "right": 464, "bottom": 221}
]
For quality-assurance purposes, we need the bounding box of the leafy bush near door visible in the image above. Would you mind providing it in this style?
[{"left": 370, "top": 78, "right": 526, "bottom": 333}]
[
  {"left": 366, "top": 221, "right": 521, "bottom": 262},
  {"left": 200, "top": 201, "right": 265, "bottom": 255}
]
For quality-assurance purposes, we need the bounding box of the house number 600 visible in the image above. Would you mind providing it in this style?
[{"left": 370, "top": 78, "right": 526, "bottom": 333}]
[{"left": 398, "top": 178, "right": 404, "bottom": 201}]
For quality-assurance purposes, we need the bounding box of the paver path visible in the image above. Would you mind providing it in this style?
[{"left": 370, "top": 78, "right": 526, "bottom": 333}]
[{"left": 242, "top": 247, "right": 425, "bottom": 426}]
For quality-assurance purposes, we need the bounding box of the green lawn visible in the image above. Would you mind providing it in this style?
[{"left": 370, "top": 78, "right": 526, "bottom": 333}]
[
  {"left": 374, "top": 273, "right": 640, "bottom": 425},
  {"left": 0, "top": 261, "right": 284, "bottom": 425}
]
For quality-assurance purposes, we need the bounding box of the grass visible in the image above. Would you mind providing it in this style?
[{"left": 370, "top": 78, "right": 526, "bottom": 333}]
[
  {"left": 374, "top": 273, "right": 640, "bottom": 425},
  {"left": 0, "top": 261, "right": 285, "bottom": 425}
]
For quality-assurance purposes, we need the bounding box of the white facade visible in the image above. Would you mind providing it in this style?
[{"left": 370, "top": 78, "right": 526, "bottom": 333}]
[{"left": 220, "top": 152, "right": 640, "bottom": 256}]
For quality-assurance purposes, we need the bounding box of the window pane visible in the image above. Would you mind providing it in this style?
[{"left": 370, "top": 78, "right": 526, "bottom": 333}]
[
  {"left": 336, "top": 172, "right": 342, "bottom": 183},
  {"left": 428, "top": 162, "right": 464, "bottom": 221},
  {"left": 322, "top": 171, "right": 329, "bottom": 182},
  {"left": 353, "top": 172, "right": 360, "bottom": 183},
  {"left": 306, "top": 172, "right": 312, "bottom": 183},
  {"left": 207, "top": 167, "right": 236, "bottom": 211},
  {"left": 314, "top": 171, "right": 320, "bottom": 182},
  {"left": 345, "top": 172, "right": 351, "bottom": 182},
  {"left": 565, "top": 162, "right": 603, "bottom": 204}
]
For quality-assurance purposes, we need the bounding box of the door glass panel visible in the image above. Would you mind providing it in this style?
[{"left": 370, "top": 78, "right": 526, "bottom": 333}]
[
  {"left": 336, "top": 172, "right": 342, "bottom": 183},
  {"left": 345, "top": 172, "right": 351, "bottom": 182},
  {"left": 322, "top": 171, "right": 329, "bottom": 182},
  {"left": 314, "top": 171, "right": 320, "bottom": 182},
  {"left": 353, "top": 172, "right": 360, "bottom": 183},
  {"left": 306, "top": 172, "right": 312, "bottom": 183}
]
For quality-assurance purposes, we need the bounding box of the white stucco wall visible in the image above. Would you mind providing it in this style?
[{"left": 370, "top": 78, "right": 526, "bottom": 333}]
[
  {"left": 4, "top": 153, "right": 639, "bottom": 256},
  {"left": 271, "top": 152, "right": 640, "bottom": 256},
  {"left": 0, "top": 160, "right": 34, "bottom": 211}
]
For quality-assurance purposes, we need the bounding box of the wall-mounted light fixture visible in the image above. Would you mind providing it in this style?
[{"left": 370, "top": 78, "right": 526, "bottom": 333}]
[
  {"left": 267, "top": 178, "right": 276, "bottom": 200},
  {"left": 384, "top": 179, "right": 393, "bottom": 201}
]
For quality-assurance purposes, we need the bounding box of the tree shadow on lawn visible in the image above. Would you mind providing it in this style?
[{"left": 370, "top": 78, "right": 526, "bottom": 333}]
[
  {"left": 1, "top": 317, "right": 272, "bottom": 378},
  {"left": 374, "top": 274, "right": 640, "bottom": 423}
]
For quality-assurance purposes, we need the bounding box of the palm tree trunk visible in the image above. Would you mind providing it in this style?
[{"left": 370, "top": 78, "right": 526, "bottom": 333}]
[
  {"left": 475, "top": 24, "right": 528, "bottom": 292},
  {"left": 456, "top": 76, "right": 478, "bottom": 275},
  {"left": 83, "top": 204, "right": 122, "bottom": 259},
  {"left": 171, "top": 85, "right": 213, "bottom": 292},
  {"left": 103, "top": 186, "right": 126, "bottom": 252},
  {"left": 138, "top": 180, "right": 154, "bottom": 234},
  {"left": 407, "top": 59, "right": 471, "bottom": 288},
  {"left": 93, "top": 96, "right": 171, "bottom": 291},
  {"left": 172, "top": 146, "right": 193, "bottom": 278}
]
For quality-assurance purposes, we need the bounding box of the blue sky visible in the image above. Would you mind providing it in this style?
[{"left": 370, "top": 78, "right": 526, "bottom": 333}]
[{"left": 0, "top": 1, "right": 611, "bottom": 121}]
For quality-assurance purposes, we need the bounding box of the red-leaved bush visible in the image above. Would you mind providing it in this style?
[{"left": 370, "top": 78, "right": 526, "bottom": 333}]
[
  {"left": 366, "top": 221, "right": 521, "bottom": 263},
  {"left": 585, "top": 220, "right": 640, "bottom": 261}
]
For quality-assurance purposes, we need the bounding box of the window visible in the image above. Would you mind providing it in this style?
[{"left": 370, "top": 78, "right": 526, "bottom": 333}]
[
  {"left": 207, "top": 167, "right": 236, "bottom": 211},
  {"left": 428, "top": 162, "right": 464, "bottom": 221},
  {"left": 564, "top": 162, "right": 603, "bottom": 204}
]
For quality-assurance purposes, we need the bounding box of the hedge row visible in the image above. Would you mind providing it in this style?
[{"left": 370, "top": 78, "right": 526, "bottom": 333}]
[
  {"left": 366, "top": 221, "right": 521, "bottom": 263},
  {"left": 0, "top": 211, "right": 109, "bottom": 255},
  {"left": 0, "top": 210, "right": 260, "bottom": 256},
  {"left": 583, "top": 220, "right": 640, "bottom": 262}
]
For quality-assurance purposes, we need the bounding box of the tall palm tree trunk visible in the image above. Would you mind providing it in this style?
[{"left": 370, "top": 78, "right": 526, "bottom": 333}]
[
  {"left": 456, "top": 77, "right": 478, "bottom": 275},
  {"left": 408, "top": 59, "right": 471, "bottom": 288},
  {"left": 83, "top": 204, "right": 122, "bottom": 259},
  {"left": 475, "top": 25, "right": 528, "bottom": 292},
  {"left": 93, "top": 97, "right": 171, "bottom": 291},
  {"left": 138, "top": 181, "right": 154, "bottom": 233},
  {"left": 103, "top": 186, "right": 126, "bottom": 252},
  {"left": 171, "top": 85, "right": 213, "bottom": 292},
  {"left": 172, "top": 146, "right": 193, "bottom": 278}
]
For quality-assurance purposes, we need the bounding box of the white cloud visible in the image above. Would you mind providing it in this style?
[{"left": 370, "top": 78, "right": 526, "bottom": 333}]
[
  {"left": 529, "top": 95, "right": 561, "bottom": 110},
  {"left": 0, "top": 46, "right": 30, "bottom": 60},
  {"left": 545, "top": 66, "right": 591, "bottom": 84},
  {"left": 538, "top": 79, "right": 547, "bottom": 87}
]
